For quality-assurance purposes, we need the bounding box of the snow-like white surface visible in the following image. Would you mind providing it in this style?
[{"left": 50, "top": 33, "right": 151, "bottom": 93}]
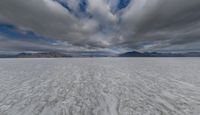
[{"left": 0, "top": 58, "right": 200, "bottom": 115}]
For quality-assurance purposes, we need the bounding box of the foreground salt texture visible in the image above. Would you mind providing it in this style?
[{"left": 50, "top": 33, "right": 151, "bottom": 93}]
[{"left": 0, "top": 58, "right": 200, "bottom": 115}]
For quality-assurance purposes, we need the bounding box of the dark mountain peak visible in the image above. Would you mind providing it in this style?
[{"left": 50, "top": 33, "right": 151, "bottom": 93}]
[
  {"left": 119, "top": 51, "right": 144, "bottom": 57},
  {"left": 119, "top": 51, "right": 200, "bottom": 57}
]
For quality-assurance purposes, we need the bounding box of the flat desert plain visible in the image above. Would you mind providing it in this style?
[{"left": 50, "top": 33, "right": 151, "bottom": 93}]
[{"left": 0, "top": 58, "right": 200, "bottom": 115}]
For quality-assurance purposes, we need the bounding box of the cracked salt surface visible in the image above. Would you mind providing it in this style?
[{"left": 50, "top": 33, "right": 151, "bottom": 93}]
[{"left": 0, "top": 58, "right": 200, "bottom": 115}]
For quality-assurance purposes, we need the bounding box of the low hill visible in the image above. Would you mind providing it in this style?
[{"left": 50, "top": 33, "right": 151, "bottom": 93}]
[{"left": 119, "top": 51, "right": 200, "bottom": 57}]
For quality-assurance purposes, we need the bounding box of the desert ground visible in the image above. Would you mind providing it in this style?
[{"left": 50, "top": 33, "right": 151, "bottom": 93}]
[{"left": 0, "top": 58, "right": 200, "bottom": 115}]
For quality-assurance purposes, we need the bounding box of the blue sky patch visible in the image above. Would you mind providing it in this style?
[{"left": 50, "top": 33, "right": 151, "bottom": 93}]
[
  {"left": 117, "top": 0, "right": 131, "bottom": 10},
  {"left": 55, "top": 0, "right": 72, "bottom": 12},
  {"left": 0, "top": 23, "right": 59, "bottom": 45},
  {"left": 79, "top": 0, "right": 87, "bottom": 12}
]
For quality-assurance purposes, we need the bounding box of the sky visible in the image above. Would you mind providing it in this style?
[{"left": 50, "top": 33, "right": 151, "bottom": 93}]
[{"left": 0, "top": 0, "right": 200, "bottom": 54}]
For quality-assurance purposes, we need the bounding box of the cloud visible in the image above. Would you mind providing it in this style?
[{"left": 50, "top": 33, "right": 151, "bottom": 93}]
[
  {"left": 0, "top": 0, "right": 98, "bottom": 44},
  {"left": 0, "top": 0, "right": 200, "bottom": 53},
  {"left": 118, "top": 0, "right": 200, "bottom": 51}
]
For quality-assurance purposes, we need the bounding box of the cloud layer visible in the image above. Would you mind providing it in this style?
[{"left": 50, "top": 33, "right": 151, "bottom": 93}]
[{"left": 0, "top": 0, "right": 200, "bottom": 53}]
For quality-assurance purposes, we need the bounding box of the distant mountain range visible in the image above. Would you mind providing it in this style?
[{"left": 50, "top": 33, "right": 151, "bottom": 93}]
[
  {"left": 0, "top": 51, "right": 115, "bottom": 58},
  {"left": 0, "top": 52, "right": 69, "bottom": 58},
  {"left": 0, "top": 51, "right": 200, "bottom": 58},
  {"left": 119, "top": 51, "right": 200, "bottom": 57}
]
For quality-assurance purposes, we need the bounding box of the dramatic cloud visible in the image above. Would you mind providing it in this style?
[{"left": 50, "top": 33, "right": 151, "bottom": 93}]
[{"left": 0, "top": 0, "right": 200, "bottom": 53}]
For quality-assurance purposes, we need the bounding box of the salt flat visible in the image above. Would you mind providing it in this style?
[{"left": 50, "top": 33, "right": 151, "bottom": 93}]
[{"left": 0, "top": 58, "right": 200, "bottom": 115}]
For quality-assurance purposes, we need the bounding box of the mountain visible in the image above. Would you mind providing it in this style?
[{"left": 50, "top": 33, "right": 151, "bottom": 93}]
[
  {"left": 15, "top": 52, "right": 72, "bottom": 58},
  {"left": 118, "top": 51, "right": 144, "bottom": 57},
  {"left": 1, "top": 51, "right": 200, "bottom": 58},
  {"left": 0, "top": 51, "right": 116, "bottom": 58},
  {"left": 119, "top": 51, "right": 200, "bottom": 57},
  {"left": 0, "top": 52, "right": 72, "bottom": 58}
]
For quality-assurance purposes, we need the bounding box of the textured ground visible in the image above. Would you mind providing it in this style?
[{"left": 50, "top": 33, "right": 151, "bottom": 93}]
[{"left": 0, "top": 58, "right": 200, "bottom": 115}]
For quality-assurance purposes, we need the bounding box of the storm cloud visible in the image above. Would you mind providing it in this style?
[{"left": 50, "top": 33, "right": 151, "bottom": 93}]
[{"left": 0, "top": 0, "right": 200, "bottom": 53}]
